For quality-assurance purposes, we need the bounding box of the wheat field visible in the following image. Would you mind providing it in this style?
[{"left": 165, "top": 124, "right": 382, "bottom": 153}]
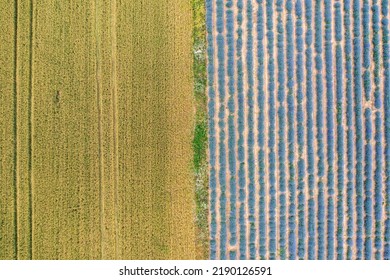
[{"left": 0, "top": 0, "right": 197, "bottom": 260}]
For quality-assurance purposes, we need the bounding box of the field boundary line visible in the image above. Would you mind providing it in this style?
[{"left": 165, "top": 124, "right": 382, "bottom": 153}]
[
  {"left": 13, "top": 0, "right": 19, "bottom": 261},
  {"left": 28, "top": 0, "right": 34, "bottom": 259}
]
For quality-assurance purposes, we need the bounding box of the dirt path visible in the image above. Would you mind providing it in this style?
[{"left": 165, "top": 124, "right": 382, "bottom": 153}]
[{"left": 261, "top": 0, "right": 271, "bottom": 261}]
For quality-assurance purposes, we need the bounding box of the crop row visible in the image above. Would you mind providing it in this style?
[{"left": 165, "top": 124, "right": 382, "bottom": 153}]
[
  {"left": 296, "top": 0, "right": 306, "bottom": 260},
  {"left": 364, "top": 108, "right": 373, "bottom": 260},
  {"left": 286, "top": 0, "right": 297, "bottom": 260},
  {"left": 216, "top": 0, "right": 227, "bottom": 259},
  {"left": 315, "top": 0, "right": 325, "bottom": 259},
  {"left": 236, "top": 0, "right": 247, "bottom": 260},
  {"left": 372, "top": 0, "right": 382, "bottom": 261},
  {"left": 305, "top": 0, "right": 316, "bottom": 260},
  {"left": 264, "top": 0, "right": 278, "bottom": 260},
  {"left": 383, "top": 0, "right": 390, "bottom": 260},
  {"left": 343, "top": 0, "right": 355, "bottom": 260},
  {"left": 246, "top": 0, "right": 257, "bottom": 260},
  {"left": 257, "top": 0, "right": 267, "bottom": 261},
  {"left": 325, "top": 0, "right": 335, "bottom": 260},
  {"left": 206, "top": 0, "right": 217, "bottom": 260},
  {"left": 275, "top": 0, "right": 286, "bottom": 260},
  {"left": 334, "top": 2, "right": 344, "bottom": 260},
  {"left": 362, "top": 0, "right": 372, "bottom": 260},
  {"left": 226, "top": 0, "right": 237, "bottom": 260},
  {"left": 353, "top": 0, "right": 364, "bottom": 260},
  {"left": 369, "top": 0, "right": 388, "bottom": 262}
]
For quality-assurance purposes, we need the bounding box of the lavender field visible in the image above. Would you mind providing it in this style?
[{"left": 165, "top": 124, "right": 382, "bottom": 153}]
[{"left": 207, "top": 0, "right": 390, "bottom": 260}]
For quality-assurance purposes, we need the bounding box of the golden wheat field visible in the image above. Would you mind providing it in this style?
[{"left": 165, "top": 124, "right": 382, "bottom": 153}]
[{"left": 0, "top": 0, "right": 201, "bottom": 260}]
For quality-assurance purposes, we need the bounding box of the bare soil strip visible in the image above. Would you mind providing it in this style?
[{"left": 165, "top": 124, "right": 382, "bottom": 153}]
[
  {"left": 262, "top": 0, "right": 271, "bottom": 260},
  {"left": 301, "top": 0, "right": 310, "bottom": 260}
]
